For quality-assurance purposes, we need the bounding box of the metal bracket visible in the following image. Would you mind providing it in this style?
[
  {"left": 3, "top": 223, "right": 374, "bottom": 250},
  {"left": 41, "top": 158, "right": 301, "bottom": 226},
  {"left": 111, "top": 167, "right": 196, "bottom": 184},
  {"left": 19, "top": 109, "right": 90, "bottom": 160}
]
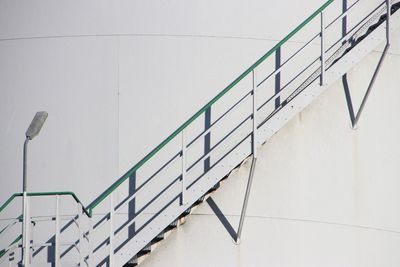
[
  {"left": 342, "top": 43, "right": 390, "bottom": 129},
  {"left": 342, "top": 0, "right": 391, "bottom": 129},
  {"left": 235, "top": 70, "right": 258, "bottom": 244},
  {"left": 235, "top": 156, "right": 257, "bottom": 244}
]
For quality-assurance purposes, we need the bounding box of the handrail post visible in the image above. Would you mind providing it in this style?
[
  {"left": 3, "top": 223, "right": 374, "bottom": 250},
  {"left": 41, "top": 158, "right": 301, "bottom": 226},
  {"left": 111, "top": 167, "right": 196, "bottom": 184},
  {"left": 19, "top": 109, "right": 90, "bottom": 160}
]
[
  {"left": 181, "top": 130, "right": 187, "bottom": 205},
  {"left": 252, "top": 70, "right": 257, "bottom": 157},
  {"left": 55, "top": 195, "right": 60, "bottom": 267},
  {"left": 236, "top": 70, "right": 258, "bottom": 244},
  {"left": 88, "top": 216, "right": 93, "bottom": 266},
  {"left": 320, "top": 11, "right": 326, "bottom": 85},
  {"left": 22, "top": 138, "right": 30, "bottom": 267},
  {"left": 109, "top": 194, "right": 115, "bottom": 266},
  {"left": 22, "top": 192, "right": 30, "bottom": 267},
  {"left": 77, "top": 203, "right": 84, "bottom": 267}
]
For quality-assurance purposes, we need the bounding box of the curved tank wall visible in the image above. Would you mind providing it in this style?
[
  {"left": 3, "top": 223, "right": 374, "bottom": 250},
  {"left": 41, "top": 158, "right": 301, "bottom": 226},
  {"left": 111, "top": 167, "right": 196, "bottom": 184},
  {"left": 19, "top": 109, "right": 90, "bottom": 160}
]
[
  {"left": 0, "top": 0, "right": 329, "bottom": 204},
  {"left": 139, "top": 29, "right": 400, "bottom": 267},
  {"left": 0, "top": 0, "right": 399, "bottom": 266}
]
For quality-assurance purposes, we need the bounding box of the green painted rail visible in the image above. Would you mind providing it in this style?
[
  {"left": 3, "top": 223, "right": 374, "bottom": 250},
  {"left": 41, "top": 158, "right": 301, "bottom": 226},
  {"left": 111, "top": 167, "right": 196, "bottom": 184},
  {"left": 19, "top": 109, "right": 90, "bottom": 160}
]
[
  {"left": 0, "top": 0, "right": 334, "bottom": 218},
  {"left": 0, "top": 192, "right": 90, "bottom": 217},
  {"left": 86, "top": 0, "right": 334, "bottom": 215}
]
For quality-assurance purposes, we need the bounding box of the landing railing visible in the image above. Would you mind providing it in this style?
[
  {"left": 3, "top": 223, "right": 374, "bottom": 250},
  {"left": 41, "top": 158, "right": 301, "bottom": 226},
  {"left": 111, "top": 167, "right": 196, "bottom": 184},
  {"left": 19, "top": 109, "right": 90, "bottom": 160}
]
[
  {"left": 0, "top": 192, "right": 89, "bottom": 266},
  {"left": 0, "top": 0, "right": 396, "bottom": 265}
]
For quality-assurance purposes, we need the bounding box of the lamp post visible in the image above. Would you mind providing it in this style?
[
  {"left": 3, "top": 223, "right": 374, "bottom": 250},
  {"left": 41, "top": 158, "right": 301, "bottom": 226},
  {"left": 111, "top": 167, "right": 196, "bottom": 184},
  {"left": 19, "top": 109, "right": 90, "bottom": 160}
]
[{"left": 22, "top": 111, "right": 48, "bottom": 267}]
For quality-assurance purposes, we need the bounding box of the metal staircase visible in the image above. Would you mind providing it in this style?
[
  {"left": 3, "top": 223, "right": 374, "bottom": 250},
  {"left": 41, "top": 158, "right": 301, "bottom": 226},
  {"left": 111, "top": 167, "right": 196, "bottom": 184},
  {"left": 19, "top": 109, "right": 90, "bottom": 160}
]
[{"left": 1, "top": 0, "right": 399, "bottom": 266}]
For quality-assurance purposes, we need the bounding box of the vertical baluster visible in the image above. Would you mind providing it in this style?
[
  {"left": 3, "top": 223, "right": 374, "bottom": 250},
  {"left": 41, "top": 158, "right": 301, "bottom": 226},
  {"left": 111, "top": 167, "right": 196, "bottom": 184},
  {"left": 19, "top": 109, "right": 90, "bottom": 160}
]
[
  {"left": 252, "top": 70, "right": 257, "bottom": 156},
  {"left": 22, "top": 193, "right": 30, "bottom": 267},
  {"left": 87, "top": 215, "right": 93, "bottom": 266},
  {"left": 77, "top": 203, "right": 84, "bottom": 267},
  {"left": 320, "top": 11, "right": 326, "bottom": 85},
  {"left": 109, "top": 194, "right": 115, "bottom": 266},
  {"left": 181, "top": 129, "right": 187, "bottom": 205},
  {"left": 236, "top": 69, "right": 258, "bottom": 244},
  {"left": 55, "top": 195, "right": 60, "bottom": 267}
]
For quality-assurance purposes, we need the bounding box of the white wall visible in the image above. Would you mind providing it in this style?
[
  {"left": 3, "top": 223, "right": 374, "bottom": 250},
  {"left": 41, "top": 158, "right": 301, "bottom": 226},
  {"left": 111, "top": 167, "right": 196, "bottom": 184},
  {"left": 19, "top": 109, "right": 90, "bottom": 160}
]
[
  {"left": 0, "top": 0, "right": 399, "bottom": 266},
  {"left": 0, "top": 0, "right": 330, "bottom": 205},
  {"left": 139, "top": 28, "right": 400, "bottom": 267}
]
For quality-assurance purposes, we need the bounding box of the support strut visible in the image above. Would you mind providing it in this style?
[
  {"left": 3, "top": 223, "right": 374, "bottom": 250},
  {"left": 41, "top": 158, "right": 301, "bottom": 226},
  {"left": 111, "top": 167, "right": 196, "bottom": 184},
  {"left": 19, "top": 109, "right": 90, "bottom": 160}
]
[
  {"left": 236, "top": 156, "right": 257, "bottom": 244},
  {"left": 236, "top": 70, "right": 258, "bottom": 244},
  {"left": 351, "top": 44, "right": 390, "bottom": 128},
  {"left": 343, "top": 0, "right": 391, "bottom": 128}
]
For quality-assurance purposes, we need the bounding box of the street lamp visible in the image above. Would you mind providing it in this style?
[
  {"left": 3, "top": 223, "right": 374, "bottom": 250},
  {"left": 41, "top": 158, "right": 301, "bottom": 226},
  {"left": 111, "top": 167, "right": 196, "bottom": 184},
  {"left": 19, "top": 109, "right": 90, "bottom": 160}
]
[{"left": 22, "top": 111, "right": 48, "bottom": 266}]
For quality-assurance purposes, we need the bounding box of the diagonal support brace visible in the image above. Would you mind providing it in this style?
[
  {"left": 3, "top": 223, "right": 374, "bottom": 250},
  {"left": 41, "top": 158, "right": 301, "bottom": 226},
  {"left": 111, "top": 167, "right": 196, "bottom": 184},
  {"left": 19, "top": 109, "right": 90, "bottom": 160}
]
[
  {"left": 235, "top": 156, "right": 257, "bottom": 244},
  {"left": 351, "top": 43, "right": 390, "bottom": 128},
  {"left": 343, "top": 0, "right": 391, "bottom": 129},
  {"left": 235, "top": 69, "right": 258, "bottom": 244}
]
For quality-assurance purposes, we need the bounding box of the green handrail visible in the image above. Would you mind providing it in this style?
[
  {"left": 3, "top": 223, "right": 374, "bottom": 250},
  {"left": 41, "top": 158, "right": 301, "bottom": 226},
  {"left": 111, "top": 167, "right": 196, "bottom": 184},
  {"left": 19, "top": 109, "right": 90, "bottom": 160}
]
[
  {"left": 87, "top": 0, "right": 334, "bottom": 215},
  {"left": 0, "top": 0, "right": 334, "bottom": 219},
  {"left": 0, "top": 193, "right": 21, "bottom": 214},
  {"left": 0, "top": 192, "right": 90, "bottom": 217}
]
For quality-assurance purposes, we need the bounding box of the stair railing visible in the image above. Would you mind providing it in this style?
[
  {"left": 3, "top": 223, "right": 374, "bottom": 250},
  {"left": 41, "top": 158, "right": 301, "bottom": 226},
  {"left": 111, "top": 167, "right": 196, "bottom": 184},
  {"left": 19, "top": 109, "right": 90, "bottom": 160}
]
[{"left": 0, "top": 0, "right": 397, "bottom": 265}]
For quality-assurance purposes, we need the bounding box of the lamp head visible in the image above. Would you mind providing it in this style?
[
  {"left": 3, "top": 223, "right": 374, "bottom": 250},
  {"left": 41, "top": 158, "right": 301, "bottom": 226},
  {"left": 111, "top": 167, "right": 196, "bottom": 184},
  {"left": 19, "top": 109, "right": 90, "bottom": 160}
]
[{"left": 25, "top": 111, "right": 48, "bottom": 140}]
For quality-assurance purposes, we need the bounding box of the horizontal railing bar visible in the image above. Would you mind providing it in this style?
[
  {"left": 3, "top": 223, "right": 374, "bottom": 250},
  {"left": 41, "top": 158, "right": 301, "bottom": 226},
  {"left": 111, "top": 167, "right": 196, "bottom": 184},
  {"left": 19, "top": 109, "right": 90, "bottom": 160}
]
[
  {"left": 0, "top": 217, "right": 20, "bottom": 236},
  {"left": 325, "top": 0, "right": 362, "bottom": 29},
  {"left": 60, "top": 240, "right": 80, "bottom": 260},
  {"left": 257, "top": 57, "right": 320, "bottom": 113},
  {"left": 264, "top": 0, "right": 393, "bottom": 132},
  {"left": 92, "top": 236, "right": 109, "bottom": 256},
  {"left": 93, "top": 216, "right": 109, "bottom": 233},
  {"left": 188, "top": 132, "right": 253, "bottom": 190},
  {"left": 0, "top": 192, "right": 90, "bottom": 217},
  {"left": 258, "top": 0, "right": 385, "bottom": 109},
  {"left": 280, "top": 58, "right": 321, "bottom": 95},
  {"left": 94, "top": 96, "right": 253, "bottom": 230},
  {"left": 92, "top": 214, "right": 109, "bottom": 232},
  {"left": 257, "top": 32, "right": 320, "bottom": 88},
  {"left": 257, "top": 66, "right": 322, "bottom": 131},
  {"left": 187, "top": 114, "right": 252, "bottom": 173},
  {"left": 326, "top": 1, "right": 385, "bottom": 54},
  {"left": 187, "top": 90, "right": 252, "bottom": 148},
  {"left": 30, "top": 242, "right": 76, "bottom": 248},
  {"left": 93, "top": 177, "right": 181, "bottom": 254},
  {"left": 114, "top": 195, "right": 180, "bottom": 254},
  {"left": 113, "top": 151, "right": 182, "bottom": 215},
  {"left": 93, "top": 113, "right": 253, "bottom": 247},
  {"left": 28, "top": 215, "right": 78, "bottom": 222},
  {"left": 3, "top": 2, "right": 395, "bottom": 264},
  {"left": 114, "top": 175, "right": 180, "bottom": 237},
  {"left": 86, "top": 0, "right": 334, "bottom": 213}
]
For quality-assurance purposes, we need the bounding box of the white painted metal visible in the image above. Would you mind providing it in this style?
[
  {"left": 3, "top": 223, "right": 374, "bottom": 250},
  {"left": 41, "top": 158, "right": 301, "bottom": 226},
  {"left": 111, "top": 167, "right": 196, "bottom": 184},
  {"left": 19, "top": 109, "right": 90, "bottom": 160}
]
[
  {"left": 320, "top": 11, "right": 326, "bottom": 86},
  {"left": 236, "top": 69, "right": 258, "bottom": 244},
  {"left": 109, "top": 194, "right": 115, "bottom": 267},
  {"left": 22, "top": 192, "right": 29, "bottom": 267},
  {"left": 181, "top": 130, "right": 187, "bottom": 205},
  {"left": 252, "top": 70, "right": 257, "bottom": 158},
  {"left": 139, "top": 27, "right": 400, "bottom": 267},
  {"left": 78, "top": 203, "right": 84, "bottom": 267},
  {"left": 55, "top": 195, "right": 60, "bottom": 267},
  {"left": 88, "top": 217, "right": 93, "bottom": 267},
  {"left": 1, "top": 1, "right": 400, "bottom": 266}
]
